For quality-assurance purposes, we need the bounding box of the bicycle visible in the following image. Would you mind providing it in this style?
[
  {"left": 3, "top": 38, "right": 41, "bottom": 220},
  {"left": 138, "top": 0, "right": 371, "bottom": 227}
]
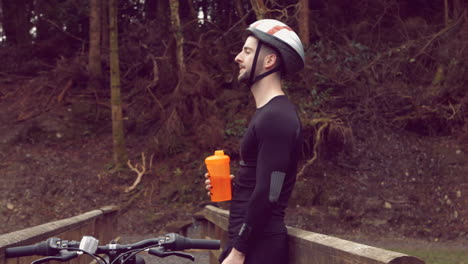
[{"left": 5, "top": 233, "right": 220, "bottom": 264}]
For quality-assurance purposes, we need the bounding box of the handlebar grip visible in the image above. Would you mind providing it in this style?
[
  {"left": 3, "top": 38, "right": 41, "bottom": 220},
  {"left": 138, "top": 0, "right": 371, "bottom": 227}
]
[
  {"left": 160, "top": 233, "right": 220, "bottom": 251},
  {"left": 6, "top": 245, "right": 38, "bottom": 258},
  {"left": 5, "top": 241, "right": 49, "bottom": 258},
  {"left": 183, "top": 238, "right": 220, "bottom": 250}
]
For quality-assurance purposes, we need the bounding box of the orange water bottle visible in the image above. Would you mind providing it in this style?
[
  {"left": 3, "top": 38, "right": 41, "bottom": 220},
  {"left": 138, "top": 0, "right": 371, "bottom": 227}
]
[{"left": 205, "top": 150, "right": 231, "bottom": 202}]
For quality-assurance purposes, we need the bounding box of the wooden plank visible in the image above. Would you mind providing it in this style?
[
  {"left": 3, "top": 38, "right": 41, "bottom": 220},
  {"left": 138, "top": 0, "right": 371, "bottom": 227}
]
[
  {"left": 199, "top": 218, "right": 225, "bottom": 264},
  {"left": 95, "top": 207, "right": 118, "bottom": 244},
  {"left": 201, "top": 206, "right": 229, "bottom": 231},
  {"left": 18, "top": 256, "right": 35, "bottom": 264},
  {"left": 99, "top": 206, "right": 119, "bottom": 214},
  {"left": 209, "top": 250, "right": 221, "bottom": 264},
  {"left": 0, "top": 210, "right": 102, "bottom": 249},
  {"left": 4, "top": 256, "right": 17, "bottom": 264},
  {"left": 198, "top": 205, "right": 425, "bottom": 264},
  {"left": 0, "top": 206, "right": 119, "bottom": 264},
  {"left": 287, "top": 227, "right": 424, "bottom": 264},
  {"left": 77, "top": 221, "right": 96, "bottom": 264}
]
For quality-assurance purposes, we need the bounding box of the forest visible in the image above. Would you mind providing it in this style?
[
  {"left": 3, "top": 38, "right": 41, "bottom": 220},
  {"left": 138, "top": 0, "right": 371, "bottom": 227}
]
[{"left": 0, "top": 0, "right": 466, "bottom": 260}]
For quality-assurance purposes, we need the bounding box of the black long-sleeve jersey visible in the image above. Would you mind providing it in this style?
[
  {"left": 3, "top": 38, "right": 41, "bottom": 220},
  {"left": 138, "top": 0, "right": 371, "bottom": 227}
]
[{"left": 229, "top": 95, "right": 302, "bottom": 254}]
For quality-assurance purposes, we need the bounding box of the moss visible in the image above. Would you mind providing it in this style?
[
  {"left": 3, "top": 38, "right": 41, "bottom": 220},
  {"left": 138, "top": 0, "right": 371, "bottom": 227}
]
[{"left": 389, "top": 248, "right": 468, "bottom": 264}]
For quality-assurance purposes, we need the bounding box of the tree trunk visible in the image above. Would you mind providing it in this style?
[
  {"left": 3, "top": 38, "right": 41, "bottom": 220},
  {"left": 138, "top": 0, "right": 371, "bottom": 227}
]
[
  {"left": 157, "top": 0, "right": 170, "bottom": 29},
  {"left": 444, "top": 0, "right": 449, "bottom": 26},
  {"left": 34, "top": 0, "right": 54, "bottom": 42},
  {"left": 452, "top": 0, "right": 465, "bottom": 19},
  {"left": 2, "top": 0, "right": 31, "bottom": 45},
  {"left": 217, "top": 0, "right": 233, "bottom": 29},
  {"left": 145, "top": 0, "right": 170, "bottom": 35},
  {"left": 169, "top": 0, "right": 185, "bottom": 77},
  {"left": 235, "top": 0, "right": 245, "bottom": 18},
  {"left": 179, "top": 0, "right": 196, "bottom": 24},
  {"left": 250, "top": 0, "right": 267, "bottom": 20},
  {"left": 101, "top": 0, "right": 109, "bottom": 53},
  {"left": 298, "top": 0, "right": 310, "bottom": 47},
  {"left": 109, "top": 0, "right": 128, "bottom": 168},
  {"left": 145, "top": 0, "right": 157, "bottom": 20},
  {"left": 89, "top": 0, "right": 103, "bottom": 93}
]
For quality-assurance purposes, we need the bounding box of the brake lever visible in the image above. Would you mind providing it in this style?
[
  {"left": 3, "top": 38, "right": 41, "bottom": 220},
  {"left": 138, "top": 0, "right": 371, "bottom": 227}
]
[
  {"left": 31, "top": 250, "right": 78, "bottom": 264},
  {"left": 167, "top": 251, "right": 195, "bottom": 261},
  {"left": 148, "top": 247, "right": 195, "bottom": 261}
]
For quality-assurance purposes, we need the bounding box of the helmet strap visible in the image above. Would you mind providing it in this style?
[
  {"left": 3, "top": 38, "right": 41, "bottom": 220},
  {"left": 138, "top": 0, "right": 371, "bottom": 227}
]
[
  {"left": 248, "top": 42, "right": 262, "bottom": 86},
  {"left": 248, "top": 41, "right": 280, "bottom": 86},
  {"left": 252, "top": 67, "right": 280, "bottom": 83}
]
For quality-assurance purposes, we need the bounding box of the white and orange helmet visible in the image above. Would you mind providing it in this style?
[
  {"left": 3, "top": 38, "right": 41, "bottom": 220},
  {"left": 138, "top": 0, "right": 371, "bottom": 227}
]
[{"left": 247, "top": 19, "right": 305, "bottom": 76}]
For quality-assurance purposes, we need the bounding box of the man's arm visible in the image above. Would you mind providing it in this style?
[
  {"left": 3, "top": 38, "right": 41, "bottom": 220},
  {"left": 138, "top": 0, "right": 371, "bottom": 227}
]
[{"left": 232, "top": 110, "right": 298, "bottom": 253}]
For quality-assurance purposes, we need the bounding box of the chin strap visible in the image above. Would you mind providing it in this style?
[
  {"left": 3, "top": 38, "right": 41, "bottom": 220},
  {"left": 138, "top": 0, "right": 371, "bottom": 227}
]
[
  {"left": 248, "top": 42, "right": 262, "bottom": 86},
  {"left": 247, "top": 42, "right": 280, "bottom": 87},
  {"left": 252, "top": 67, "right": 280, "bottom": 83}
]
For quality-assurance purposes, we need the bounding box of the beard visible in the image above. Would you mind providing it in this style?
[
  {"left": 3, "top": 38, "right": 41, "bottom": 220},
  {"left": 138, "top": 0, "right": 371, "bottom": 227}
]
[
  {"left": 237, "top": 55, "right": 265, "bottom": 84},
  {"left": 237, "top": 67, "right": 251, "bottom": 83}
]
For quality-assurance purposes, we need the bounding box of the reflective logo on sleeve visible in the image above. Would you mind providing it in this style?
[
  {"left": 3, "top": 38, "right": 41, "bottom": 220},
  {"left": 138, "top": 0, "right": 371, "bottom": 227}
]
[{"left": 269, "top": 171, "right": 286, "bottom": 203}]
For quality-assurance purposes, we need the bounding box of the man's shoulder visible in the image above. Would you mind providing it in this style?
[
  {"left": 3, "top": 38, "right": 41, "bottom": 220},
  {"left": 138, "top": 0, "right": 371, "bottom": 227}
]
[
  {"left": 261, "top": 97, "right": 298, "bottom": 118},
  {"left": 255, "top": 97, "right": 300, "bottom": 130},
  {"left": 262, "top": 96, "right": 296, "bottom": 112}
]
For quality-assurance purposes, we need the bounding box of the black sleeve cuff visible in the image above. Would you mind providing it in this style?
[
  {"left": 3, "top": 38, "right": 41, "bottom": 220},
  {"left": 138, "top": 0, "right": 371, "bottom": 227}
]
[{"left": 232, "top": 223, "right": 253, "bottom": 254}]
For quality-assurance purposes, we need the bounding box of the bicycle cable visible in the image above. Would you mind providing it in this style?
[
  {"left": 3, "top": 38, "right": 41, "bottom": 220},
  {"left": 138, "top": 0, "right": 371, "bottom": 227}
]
[
  {"left": 110, "top": 246, "right": 155, "bottom": 264},
  {"left": 67, "top": 248, "right": 107, "bottom": 264}
]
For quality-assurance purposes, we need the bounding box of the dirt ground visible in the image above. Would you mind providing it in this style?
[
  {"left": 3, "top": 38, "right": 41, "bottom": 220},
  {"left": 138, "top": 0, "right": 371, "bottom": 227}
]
[{"left": 0, "top": 89, "right": 466, "bottom": 259}]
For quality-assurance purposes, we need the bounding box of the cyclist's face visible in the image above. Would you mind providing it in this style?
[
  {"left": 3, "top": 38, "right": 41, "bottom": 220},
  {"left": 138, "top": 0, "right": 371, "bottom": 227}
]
[{"left": 234, "top": 36, "right": 258, "bottom": 83}]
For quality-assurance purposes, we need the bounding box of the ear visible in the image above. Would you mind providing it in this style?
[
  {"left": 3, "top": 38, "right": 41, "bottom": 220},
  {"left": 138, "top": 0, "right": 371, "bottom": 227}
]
[{"left": 264, "top": 54, "right": 277, "bottom": 70}]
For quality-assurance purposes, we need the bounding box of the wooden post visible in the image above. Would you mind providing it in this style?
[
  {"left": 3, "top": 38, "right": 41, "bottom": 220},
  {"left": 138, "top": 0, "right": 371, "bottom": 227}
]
[{"left": 95, "top": 206, "right": 119, "bottom": 243}]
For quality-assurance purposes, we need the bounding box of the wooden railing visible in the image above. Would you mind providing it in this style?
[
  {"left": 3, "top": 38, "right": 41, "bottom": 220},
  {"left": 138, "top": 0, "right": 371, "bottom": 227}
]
[
  {"left": 194, "top": 205, "right": 425, "bottom": 264},
  {"left": 0, "top": 206, "right": 118, "bottom": 264}
]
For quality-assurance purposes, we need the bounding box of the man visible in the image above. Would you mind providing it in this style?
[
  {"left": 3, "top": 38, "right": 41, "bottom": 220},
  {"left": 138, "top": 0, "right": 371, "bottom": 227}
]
[{"left": 205, "top": 19, "right": 305, "bottom": 264}]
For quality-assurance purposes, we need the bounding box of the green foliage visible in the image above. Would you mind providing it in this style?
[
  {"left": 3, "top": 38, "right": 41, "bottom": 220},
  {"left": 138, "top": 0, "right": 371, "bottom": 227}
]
[
  {"left": 104, "top": 162, "right": 114, "bottom": 171},
  {"left": 342, "top": 41, "right": 375, "bottom": 68},
  {"left": 308, "top": 40, "right": 376, "bottom": 83},
  {"left": 296, "top": 87, "right": 333, "bottom": 118},
  {"left": 225, "top": 119, "right": 247, "bottom": 138},
  {"left": 173, "top": 167, "right": 183, "bottom": 177},
  {"left": 309, "top": 88, "right": 333, "bottom": 109}
]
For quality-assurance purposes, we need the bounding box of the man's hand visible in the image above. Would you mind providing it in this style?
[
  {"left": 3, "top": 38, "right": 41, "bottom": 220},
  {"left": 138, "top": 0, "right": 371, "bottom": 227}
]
[
  {"left": 204, "top": 173, "right": 235, "bottom": 196},
  {"left": 221, "top": 248, "right": 245, "bottom": 264},
  {"left": 204, "top": 173, "right": 212, "bottom": 196}
]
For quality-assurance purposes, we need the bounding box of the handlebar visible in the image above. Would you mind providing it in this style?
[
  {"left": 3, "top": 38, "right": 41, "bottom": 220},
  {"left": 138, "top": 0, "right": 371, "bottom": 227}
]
[
  {"left": 5, "top": 233, "right": 220, "bottom": 264},
  {"left": 5, "top": 237, "right": 66, "bottom": 258},
  {"left": 5, "top": 244, "right": 47, "bottom": 258},
  {"left": 157, "top": 233, "right": 220, "bottom": 251}
]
